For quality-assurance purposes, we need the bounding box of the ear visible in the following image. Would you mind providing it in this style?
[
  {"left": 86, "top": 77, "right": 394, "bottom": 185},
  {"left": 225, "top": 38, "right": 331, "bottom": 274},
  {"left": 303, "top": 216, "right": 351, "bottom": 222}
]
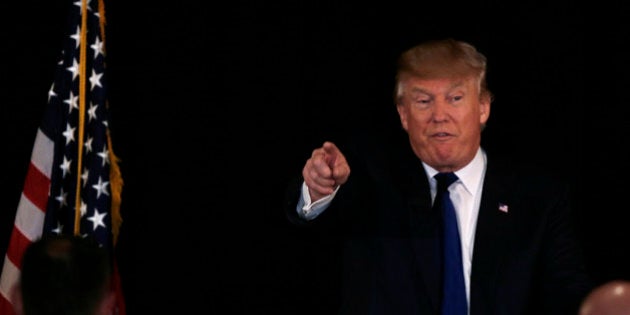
[
  {"left": 10, "top": 283, "right": 23, "bottom": 315},
  {"left": 479, "top": 96, "right": 491, "bottom": 125},
  {"left": 396, "top": 103, "right": 409, "bottom": 131}
]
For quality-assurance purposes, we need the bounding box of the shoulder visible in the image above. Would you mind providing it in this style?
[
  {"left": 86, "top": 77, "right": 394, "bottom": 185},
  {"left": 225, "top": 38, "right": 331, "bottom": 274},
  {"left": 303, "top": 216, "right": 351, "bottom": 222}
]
[
  {"left": 484, "top": 149, "right": 572, "bottom": 197},
  {"left": 483, "top": 151, "right": 579, "bottom": 229}
]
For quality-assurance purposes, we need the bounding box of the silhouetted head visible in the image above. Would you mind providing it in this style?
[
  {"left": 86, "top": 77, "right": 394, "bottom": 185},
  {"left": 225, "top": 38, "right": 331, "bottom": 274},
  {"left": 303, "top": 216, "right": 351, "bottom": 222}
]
[
  {"left": 12, "top": 234, "right": 114, "bottom": 315},
  {"left": 579, "top": 280, "right": 630, "bottom": 315}
]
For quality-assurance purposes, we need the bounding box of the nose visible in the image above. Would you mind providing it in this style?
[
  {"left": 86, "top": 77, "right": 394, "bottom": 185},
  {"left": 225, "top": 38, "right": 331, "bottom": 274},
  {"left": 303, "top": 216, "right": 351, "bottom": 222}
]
[{"left": 431, "top": 99, "right": 449, "bottom": 122}]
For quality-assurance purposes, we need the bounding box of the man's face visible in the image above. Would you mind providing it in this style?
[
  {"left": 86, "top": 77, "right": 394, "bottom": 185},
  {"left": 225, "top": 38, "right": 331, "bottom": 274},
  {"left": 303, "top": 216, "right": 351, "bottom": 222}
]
[{"left": 396, "top": 76, "right": 490, "bottom": 172}]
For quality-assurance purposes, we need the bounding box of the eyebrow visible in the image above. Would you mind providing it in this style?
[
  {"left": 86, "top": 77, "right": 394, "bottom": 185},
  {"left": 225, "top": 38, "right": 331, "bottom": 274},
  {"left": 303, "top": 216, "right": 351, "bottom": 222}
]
[{"left": 408, "top": 81, "right": 466, "bottom": 97}]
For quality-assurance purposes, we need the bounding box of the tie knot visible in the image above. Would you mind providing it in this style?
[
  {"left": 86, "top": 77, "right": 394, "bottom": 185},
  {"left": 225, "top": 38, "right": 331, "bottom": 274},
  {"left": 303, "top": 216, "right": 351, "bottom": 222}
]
[{"left": 434, "top": 172, "right": 459, "bottom": 192}]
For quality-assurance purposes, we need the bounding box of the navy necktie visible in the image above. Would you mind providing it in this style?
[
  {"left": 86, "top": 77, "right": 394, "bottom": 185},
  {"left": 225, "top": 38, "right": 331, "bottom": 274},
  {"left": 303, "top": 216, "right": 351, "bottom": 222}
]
[{"left": 434, "top": 172, "right": 467, "bottom": 315}]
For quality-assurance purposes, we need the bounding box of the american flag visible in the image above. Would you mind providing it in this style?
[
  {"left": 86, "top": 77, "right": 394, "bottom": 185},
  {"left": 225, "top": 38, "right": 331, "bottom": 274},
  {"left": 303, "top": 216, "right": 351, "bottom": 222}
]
[{"left": 0, "top": 0, "right": 126, "bottom": 314}]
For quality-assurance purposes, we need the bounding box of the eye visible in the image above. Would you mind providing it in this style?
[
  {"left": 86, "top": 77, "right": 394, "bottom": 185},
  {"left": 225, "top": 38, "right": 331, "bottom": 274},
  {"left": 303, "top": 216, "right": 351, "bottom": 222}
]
[
  {"left": 408, "top": 91, "right": 432, "bottom": 109},
  {"left": 446, "top": 93, "right": 465, "bottom": 104},
  {"left": 411, "top": 97, "right": 431, "bottom": 109}
]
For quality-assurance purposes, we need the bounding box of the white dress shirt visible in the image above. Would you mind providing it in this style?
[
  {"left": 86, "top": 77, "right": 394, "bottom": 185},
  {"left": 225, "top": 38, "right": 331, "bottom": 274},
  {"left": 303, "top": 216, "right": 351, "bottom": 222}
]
[{"left": 423, "top": 148, "right": 487, "bottom": 309}]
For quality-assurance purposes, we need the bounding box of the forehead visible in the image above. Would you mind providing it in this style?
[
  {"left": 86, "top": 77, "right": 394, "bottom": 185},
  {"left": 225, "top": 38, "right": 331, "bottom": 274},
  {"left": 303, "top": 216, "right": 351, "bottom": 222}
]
[{"left": 403, "top": 76, "right": 477, "bottom": 95}]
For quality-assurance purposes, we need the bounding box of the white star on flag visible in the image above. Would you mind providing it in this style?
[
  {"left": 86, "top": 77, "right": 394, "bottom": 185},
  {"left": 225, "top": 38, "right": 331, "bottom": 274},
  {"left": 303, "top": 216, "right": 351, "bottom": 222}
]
[{"left": 498, "top": 203, "right": 509, "bottom": 213}]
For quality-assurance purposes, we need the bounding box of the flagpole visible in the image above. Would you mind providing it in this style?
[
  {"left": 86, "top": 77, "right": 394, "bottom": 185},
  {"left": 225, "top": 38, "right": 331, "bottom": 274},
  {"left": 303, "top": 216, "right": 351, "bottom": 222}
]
[{"left": 74, "top": 0, "right": 89, "bottom": 236}]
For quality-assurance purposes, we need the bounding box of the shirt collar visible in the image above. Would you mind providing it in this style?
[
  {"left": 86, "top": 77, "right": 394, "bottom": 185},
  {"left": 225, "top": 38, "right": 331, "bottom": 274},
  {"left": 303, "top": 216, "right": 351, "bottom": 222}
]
[{"left": 423, "top": 148, "right": 487, "bottom": 195}]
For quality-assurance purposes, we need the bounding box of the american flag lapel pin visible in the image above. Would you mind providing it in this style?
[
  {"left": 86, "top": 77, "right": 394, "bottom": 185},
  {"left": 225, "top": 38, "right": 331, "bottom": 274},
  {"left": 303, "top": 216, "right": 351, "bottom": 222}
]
[{"left": 498, "top": 203, "right": 509, "bottom": 213}]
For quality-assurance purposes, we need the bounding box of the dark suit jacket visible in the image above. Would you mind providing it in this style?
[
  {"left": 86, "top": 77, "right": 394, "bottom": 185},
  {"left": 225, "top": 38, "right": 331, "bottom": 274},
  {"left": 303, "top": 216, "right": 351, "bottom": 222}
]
[{"left": 285, "top": 126, "right": 593, "bottom": 315}]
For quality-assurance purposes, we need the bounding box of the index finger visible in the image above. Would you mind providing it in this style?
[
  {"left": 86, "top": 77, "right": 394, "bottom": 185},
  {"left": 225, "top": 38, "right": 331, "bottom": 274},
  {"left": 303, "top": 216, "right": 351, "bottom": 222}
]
[{"left": 322, "top": 141, "right": 341, "bottom": 167}]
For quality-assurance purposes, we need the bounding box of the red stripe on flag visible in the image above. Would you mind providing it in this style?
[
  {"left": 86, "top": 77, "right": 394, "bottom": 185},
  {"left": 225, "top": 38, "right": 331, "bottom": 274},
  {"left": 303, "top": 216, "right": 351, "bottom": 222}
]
[
  {"left": 0, "top": 228, "right": 31, "bottom": 315},
  {"left": 21, "top": 162, "right": 51, "bottom": 212},
  {"left": 5, "top": 228, "right": 32, "bottom": 272},
  {"left": 0, "top": 294, "right": 16, "bottom": 315},
  {"left": 112, "top": 263, "right": 126, "bottom": 315}
]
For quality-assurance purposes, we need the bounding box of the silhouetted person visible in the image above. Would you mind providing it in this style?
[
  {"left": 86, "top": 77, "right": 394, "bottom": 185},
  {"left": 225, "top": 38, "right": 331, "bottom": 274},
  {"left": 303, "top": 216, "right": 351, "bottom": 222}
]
[{"left": 11, "top": 234, "right": 115, "bottom": 315}]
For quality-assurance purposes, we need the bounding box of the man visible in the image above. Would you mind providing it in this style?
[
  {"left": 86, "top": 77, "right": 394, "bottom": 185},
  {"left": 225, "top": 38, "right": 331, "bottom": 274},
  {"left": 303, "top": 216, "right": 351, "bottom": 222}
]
[
  {"left": 285, "top": 38, "right": 592, "bottom": 314},
  {"left": 11, "top": 234, "right": 115, "bottom": 315}
]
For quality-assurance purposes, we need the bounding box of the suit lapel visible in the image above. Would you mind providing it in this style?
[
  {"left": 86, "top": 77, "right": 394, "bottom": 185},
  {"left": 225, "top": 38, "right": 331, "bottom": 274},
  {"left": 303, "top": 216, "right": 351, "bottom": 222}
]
[{"left": 469, "top": 158, "right": 513, "bottom": 315}]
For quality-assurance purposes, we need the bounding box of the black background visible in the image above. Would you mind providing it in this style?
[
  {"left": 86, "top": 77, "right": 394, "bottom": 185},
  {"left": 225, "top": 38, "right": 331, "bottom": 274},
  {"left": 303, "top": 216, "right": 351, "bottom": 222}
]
[{"left": 1, "top": 1, "right": 629, "bottom": 314}]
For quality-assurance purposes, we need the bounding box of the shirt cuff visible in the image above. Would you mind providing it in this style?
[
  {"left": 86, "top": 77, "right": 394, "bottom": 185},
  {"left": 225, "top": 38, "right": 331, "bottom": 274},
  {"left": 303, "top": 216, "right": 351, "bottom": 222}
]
[{"left": 298, "top": 181, "right": 339, "bottom": 220}]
